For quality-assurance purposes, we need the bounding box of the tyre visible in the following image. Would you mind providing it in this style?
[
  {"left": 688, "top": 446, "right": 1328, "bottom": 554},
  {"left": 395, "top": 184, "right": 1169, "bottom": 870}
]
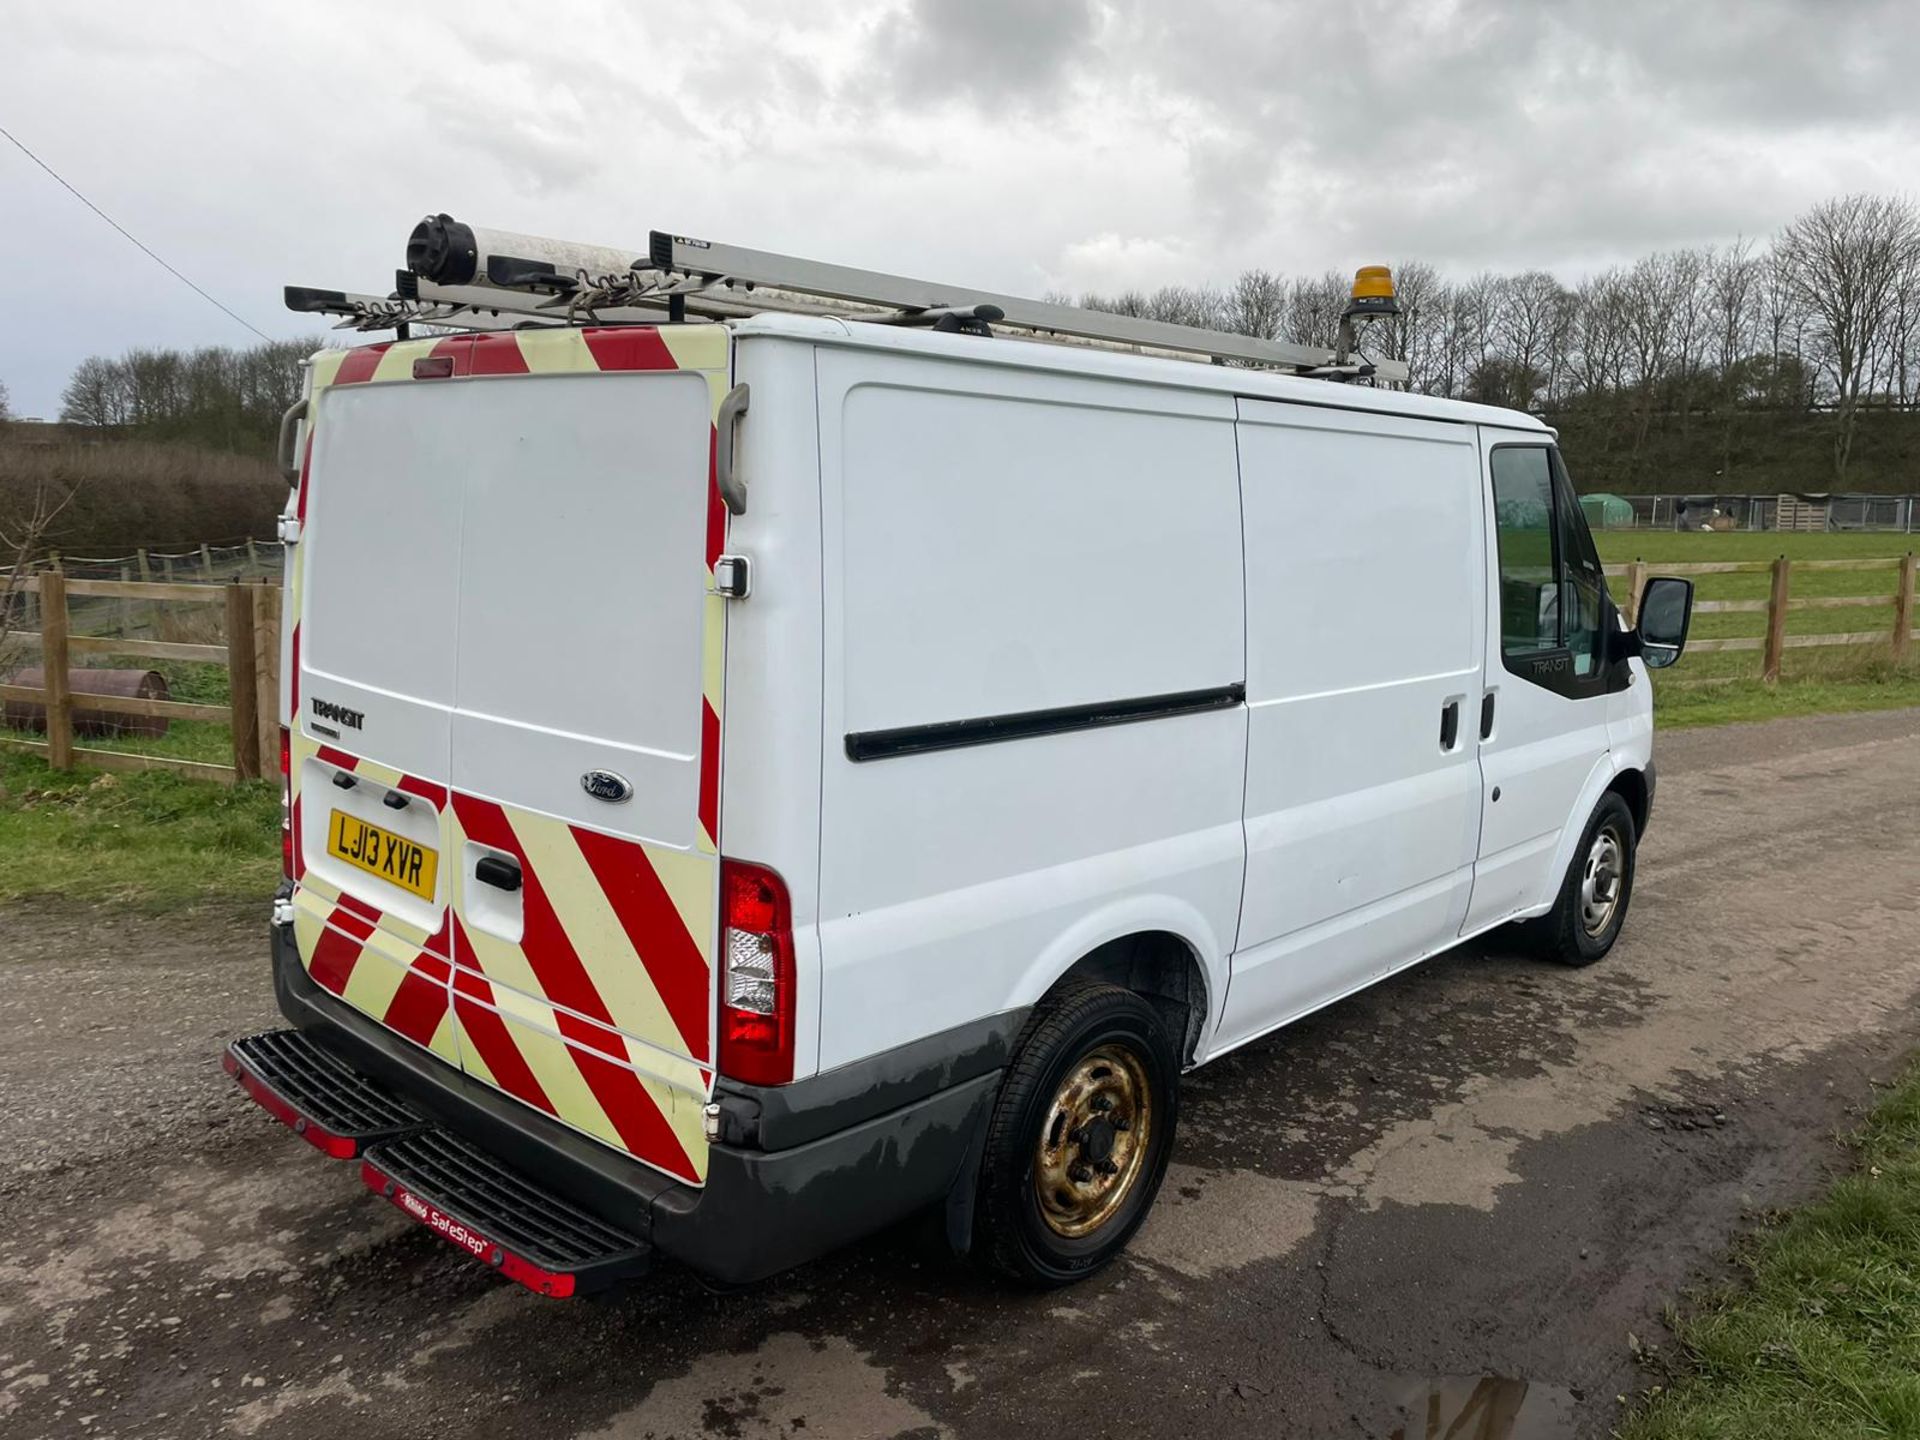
[
  {"left": 1520, "top": 791, "right": 1637, "bottom": 967},
  {"left": 974, "top": 982, "right": 1179, "bottom": 1286}
]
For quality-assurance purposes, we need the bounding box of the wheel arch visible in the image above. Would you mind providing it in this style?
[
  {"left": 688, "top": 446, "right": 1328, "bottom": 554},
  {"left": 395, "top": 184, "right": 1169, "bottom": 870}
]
[
  {"left": 1525, "top": 752, "right": 1632, "bottom": 920},
  {"left": 1012, "top": 902, "right": 1226, "bottom": 1066},
  {"left": 1607, "top": 765, "right": 1651, "bottom": 839}
]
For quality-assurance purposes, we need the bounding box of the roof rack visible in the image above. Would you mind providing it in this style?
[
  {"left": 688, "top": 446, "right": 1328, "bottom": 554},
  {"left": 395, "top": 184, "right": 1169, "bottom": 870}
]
[{"left": 286, "top": 214, "right": 1408, "bottom": 383}]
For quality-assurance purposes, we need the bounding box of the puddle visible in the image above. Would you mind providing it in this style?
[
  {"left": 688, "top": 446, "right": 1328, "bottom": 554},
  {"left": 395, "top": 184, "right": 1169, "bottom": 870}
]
[{"left": 1388, "top": 1376, "right": 1577, "bottom": 1439}]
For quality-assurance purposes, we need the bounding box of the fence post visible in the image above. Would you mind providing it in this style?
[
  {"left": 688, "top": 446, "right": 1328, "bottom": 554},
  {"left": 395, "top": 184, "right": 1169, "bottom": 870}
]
[
  {"left": 136, "top": 548, "right": 151, "bottom": 582},
  {"left": 200, "top": 543, "right": 214, "bottom": 579},
  {"left": 40, "top": 572, "right": 73, "bottom": 770},
  {"left": 225, "top": 583, "right": 261, "bottom": 780},
  {"left": 1623, "top": 560, "right": 1646, "bottom": 627},
  {"left": 249, "top": 582, "right": 281, "bottom": 770},
  {"left": 1894, "top": 552, "right": 1917, "bottom": 661},
  {"left": 246, "top": 537, "right": 259, "bottom": 572},
  {"left": 118, "top": 564, "right": 134, "bottom": 635},
  {"left": 1762, "top": 555, "right": 1792, "bottom": 684}
]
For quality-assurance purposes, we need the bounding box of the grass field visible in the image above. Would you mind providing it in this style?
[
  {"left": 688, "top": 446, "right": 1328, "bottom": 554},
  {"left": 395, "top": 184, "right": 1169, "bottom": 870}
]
[
  {"left": 0, "top": 747, "right": 279, "bottom": 907},
  {"left": 1592, "top": 530, "right": 1920, "bottom": 727},
  {"left": 1621, "top": 1054, "right": 1920, "bottom": 1440},
  {"left": 0, "top": 659, "right": 279, "bottom": 907}
]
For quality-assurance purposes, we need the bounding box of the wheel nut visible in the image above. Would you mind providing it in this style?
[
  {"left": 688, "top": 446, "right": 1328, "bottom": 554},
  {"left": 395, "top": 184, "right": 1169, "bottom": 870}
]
[
  {"left": 1068, "top": 1163, "right": 1093, "bottom": 1183},
  {"left": 1113, "top": 1118, "right": 1130, "bottom": 1132},
  {"left": 1096, "top": 1159, "right": 1118, "bottom": 1176},
  {"left": 1090, "top": 1095, "right": 1114, "bottom": 1113}
]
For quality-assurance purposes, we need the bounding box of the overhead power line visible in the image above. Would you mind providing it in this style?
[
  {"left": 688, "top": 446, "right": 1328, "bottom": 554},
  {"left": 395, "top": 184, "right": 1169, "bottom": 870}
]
[{"left": 0, "top": 120, "right": 272, "bottom": 342}]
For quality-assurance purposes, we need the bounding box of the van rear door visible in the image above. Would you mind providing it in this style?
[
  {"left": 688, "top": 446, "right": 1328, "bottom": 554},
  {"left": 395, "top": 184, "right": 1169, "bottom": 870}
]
[{"left": 291, "top": 328, "right": 729, "bottom": 1187}]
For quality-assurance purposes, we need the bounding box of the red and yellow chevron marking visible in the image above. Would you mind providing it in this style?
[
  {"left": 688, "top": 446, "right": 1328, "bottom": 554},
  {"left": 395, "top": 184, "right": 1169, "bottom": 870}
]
[
  {"left": 285, "top": 325, "right": 730, "bottom": 1185},
  {"left": 447, "top": 792, "right": 713, "bottom": 1184}
]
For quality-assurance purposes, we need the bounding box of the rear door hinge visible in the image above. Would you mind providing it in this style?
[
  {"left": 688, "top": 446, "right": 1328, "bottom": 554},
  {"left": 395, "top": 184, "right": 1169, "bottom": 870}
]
[
  {"left": 713, "top": 553, "right": 751, "bottom": 599},
  {"left": 277, "top": 514, "right": 302, "bottom": 545}
]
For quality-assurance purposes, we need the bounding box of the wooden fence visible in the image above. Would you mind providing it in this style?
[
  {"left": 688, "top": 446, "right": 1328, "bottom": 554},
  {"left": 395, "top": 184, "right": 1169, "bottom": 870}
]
[
  {"left": 1608, "top": 553, "right": 1918, "bottom": 683},
  {"left": 0, "top": 575, "right": 281, "bottom": 784}
]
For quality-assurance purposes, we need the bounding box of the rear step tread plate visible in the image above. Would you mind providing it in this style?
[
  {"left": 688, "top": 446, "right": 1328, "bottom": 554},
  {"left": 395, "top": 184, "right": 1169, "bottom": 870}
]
[
  {"left": 225, "top": 1029, "right": 427, "bottom": 1158},
  {"left": 362, "top": 1129, "right": 651, "bottom": 1298}
]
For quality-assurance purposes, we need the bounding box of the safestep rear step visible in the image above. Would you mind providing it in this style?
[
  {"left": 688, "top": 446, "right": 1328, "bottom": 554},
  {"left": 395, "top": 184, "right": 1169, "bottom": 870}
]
[
  {"left": 361, "top": 1129, "right": 651, "bottom": 1298},
  {"left": 225, "top": 1029, "right": 427, "bottom": 1158}
]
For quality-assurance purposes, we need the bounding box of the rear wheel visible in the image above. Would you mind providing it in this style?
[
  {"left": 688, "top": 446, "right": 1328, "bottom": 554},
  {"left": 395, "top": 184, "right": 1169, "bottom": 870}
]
[
  {"left": 1520, "top": 791, "right": 1637, "bottom": 967},
  {"left": 974, "top": 982, "right": 1178, "bottom": 1286}
]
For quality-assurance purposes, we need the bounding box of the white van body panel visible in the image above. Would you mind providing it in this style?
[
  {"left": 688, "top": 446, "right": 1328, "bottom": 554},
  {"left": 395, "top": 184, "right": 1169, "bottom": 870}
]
[
  {"left": 1216, "top": 399, "right": 1487, "bottom": 1052},
  {"left": 719, "top": 335, "right": 829, "bottom": 1078},
  {"left": 810, "top": 343, "right": 1247, "bottom": 1072}
]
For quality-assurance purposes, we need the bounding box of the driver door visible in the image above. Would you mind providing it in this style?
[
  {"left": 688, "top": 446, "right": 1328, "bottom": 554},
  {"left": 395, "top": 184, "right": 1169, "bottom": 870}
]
[{"left": 1463, "top": 434, "right": 1616, "bottom": 934}]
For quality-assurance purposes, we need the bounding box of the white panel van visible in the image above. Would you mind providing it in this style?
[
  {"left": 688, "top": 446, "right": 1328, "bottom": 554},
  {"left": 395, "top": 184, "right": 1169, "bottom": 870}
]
[{"left": 228, "top": 275, "right": 1694, "bottom": 1295}]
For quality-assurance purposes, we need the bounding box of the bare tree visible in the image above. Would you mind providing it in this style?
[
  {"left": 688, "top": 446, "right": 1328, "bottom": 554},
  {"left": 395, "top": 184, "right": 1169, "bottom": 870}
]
[
  {"left": 0, "top": 477, "right": 78, "bottom": 662},
  {"left": 1706, "top": 240, "right": 1759, "bottom": 470},
  {"left": 60, "top": 356, "right": 130, "bottom": 428},
  {"left": 1777, "top": 193, "right": 1920, "bottom": 479},
  {"left": 1223, "top": 269, "right": 1286, "bottom": 340},
  {"left": 0, "top": 379, "right": 11, "bottom": 424},
  {"left": 1493, "top": 270, "right": 1568, "bottom": 410},
  {"left": 1284, "top": 272, "right": 1349, "bottom": 351},
  {"left": 1380, "top": 261, "right": 1444, "bottom": 392}
]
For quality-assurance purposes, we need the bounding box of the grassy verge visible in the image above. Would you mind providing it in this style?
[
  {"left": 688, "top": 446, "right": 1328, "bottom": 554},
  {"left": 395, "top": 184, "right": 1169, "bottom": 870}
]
[
  {"left": 1592, "top": 531, "right": 1920, "bottom": 728},
  {"left": 1622, "top": 1056, "right": 1920, "bottom": 1440},
  {"left": 0, "top": 745, "right": 280, "bottom": 909}
]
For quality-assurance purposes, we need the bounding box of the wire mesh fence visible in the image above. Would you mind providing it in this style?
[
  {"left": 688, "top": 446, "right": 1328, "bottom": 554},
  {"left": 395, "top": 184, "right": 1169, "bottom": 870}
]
[
  {"left": 3, "top": 540, "right": 286, "bottom": 584},
  {"left": 1591, "top": 494, "right": 1920, "bottom": 532}
]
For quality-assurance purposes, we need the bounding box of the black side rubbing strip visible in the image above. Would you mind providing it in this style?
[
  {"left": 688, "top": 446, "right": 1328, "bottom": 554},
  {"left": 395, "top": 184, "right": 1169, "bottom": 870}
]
[{"left": 845, "top": 684, "right": 1245, "bottom": 763}]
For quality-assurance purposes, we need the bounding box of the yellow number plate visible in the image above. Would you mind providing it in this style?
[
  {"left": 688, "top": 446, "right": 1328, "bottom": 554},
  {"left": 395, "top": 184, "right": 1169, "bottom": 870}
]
[{"left": 327, "top": 810, "right": 438, "bottom": 901}]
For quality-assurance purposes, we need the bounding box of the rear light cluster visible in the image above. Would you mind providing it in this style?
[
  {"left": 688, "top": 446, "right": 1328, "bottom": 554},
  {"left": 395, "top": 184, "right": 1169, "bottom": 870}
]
[
  {"left": 279, "top": 725, "right": 294, "bottom": 879},
  {"left": 717, "top": 859, "right": 795, "bottom": 1086}
]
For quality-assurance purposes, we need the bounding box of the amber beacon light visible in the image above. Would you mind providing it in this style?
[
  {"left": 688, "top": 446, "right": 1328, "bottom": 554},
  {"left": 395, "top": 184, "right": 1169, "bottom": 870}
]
[{"left": 1347, "top": 266, "right": 1398, "bottom": 312}]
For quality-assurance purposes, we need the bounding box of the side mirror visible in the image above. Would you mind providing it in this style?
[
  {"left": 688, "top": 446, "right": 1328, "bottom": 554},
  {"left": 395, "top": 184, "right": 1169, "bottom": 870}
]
[{"left": 1634, "top": 576, "right": 1694, "bottom": 669}]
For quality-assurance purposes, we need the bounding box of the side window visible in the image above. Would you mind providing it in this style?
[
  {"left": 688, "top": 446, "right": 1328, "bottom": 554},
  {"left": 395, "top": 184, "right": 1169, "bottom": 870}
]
[
  {"left": 1490, "top": 447, "right": 1559, "bottom": 658},
  {"left": 1490, "top": 445, "right": 1613, "bottom": 689},
  {"left": 1551, "top": 451, "right": 1607, "bottom": 677}
]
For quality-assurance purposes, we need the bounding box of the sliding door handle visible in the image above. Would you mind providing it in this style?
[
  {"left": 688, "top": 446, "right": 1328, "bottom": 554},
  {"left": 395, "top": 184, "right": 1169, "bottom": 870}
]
[
  {"left": 1480, "top": 692, "right": 1497, "bottom": 741},
  {"left": 1439, "top": 699, "right": 1461, "bottom": 752}
]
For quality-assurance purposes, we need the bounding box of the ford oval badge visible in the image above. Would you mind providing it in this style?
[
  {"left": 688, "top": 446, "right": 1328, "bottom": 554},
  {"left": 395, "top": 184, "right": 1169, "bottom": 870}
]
[{"left": 580, "top": 769, "right": 632, "bottom": 803}]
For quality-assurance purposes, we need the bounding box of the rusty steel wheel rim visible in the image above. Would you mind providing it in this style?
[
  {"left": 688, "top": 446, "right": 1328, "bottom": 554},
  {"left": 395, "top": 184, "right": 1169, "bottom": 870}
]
[{"left": 1034, "top": 1042, "right": 1154, "bottom": 1239}]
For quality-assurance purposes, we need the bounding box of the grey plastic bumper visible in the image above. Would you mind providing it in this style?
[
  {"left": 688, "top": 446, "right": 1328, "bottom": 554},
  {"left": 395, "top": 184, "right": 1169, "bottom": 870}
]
[{"left": 268, "top": 921, "right": 1000, "bottom": 1285}]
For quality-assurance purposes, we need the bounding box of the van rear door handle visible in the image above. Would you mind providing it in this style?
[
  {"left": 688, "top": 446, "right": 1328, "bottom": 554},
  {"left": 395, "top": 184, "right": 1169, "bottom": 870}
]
[
  {"left": 1439, "top": 699, "right": 1461, "bottom": 752},
  {"left": 474, "top": 855, "right": 522, "bottom": 892}
]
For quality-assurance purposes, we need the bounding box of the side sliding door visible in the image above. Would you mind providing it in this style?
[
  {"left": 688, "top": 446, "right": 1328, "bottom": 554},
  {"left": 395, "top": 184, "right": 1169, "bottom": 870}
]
[{"left": 1215, "top": 400, "right": 1487, "bottom": 1054}]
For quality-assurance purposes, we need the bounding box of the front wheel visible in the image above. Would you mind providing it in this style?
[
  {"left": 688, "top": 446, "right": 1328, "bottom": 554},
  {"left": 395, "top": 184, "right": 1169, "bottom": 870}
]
[
  {"left": 1520, "top": 791, "right": 1637, "bottom": 967},
  {"left": 974, "top": 982, "right": 1179, "bottom": 1286}
]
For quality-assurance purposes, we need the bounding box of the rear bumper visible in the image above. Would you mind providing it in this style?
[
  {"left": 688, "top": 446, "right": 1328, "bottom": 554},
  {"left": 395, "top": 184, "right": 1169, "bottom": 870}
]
[{"left": 266, "top": 921, "right": 1002, "bottom": 1286}]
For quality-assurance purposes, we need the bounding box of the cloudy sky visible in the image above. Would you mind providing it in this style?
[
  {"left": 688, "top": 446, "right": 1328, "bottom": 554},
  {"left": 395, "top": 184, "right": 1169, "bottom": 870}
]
[{"left": 4, "top": 0, "right": 1917, "bottom": 417}]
